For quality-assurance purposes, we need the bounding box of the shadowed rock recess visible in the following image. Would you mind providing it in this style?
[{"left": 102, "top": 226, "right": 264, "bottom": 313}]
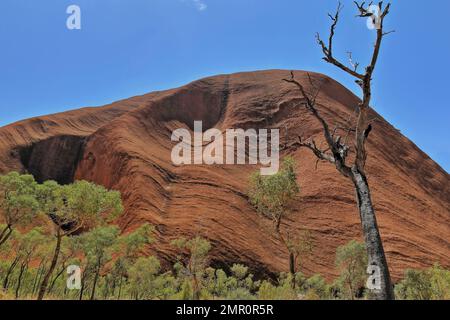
[{"left": 0, "top": 70, "right": 448, "bottom": 280}]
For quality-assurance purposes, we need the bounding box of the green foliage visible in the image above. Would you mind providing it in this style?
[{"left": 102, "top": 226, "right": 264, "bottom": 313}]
[
  {"left": 257, "top": 278, "right": 297, "bottom": 300},
  {"left": 80, "top": 226, "right": 120, "bottom": 260},
  {"left": 230, "top": 264, "right": 248, "bottom": 281},
  {"left": 128, "top": 256, "right": 162, "bottom": 300},
  {"left": 0, "top": 172, "right": 39, "bottom": 246},
  {"left": 395, "top": 264, "right": 450, "bottom": 300},
  {"left": 248, "top": 158, "right": 308, "bottom": 279},
  {"left": 226, "top": 264, "right": 257, "bottom": 300},
  {"left": 287, "top": 229, "right": 313, "bottom": 274},
  {"left": 33, "top": 179, "right": 125, "bottom": 299},
  {"left": 248, "top": 157, "right": 299, "bottom": 226},
  {"left": 172, "top": 236, "right": 212, "bottom": 300},
  {"left": 77, "top": 226, "right": 121, "bottom": 299},
  {"left": 172, "top": 236, "right": 211, "bottom": 278},
  {"left": 119, "top": 223, "right": 154, "bottom": 260},
  {"left": 1, "top": 172, "right": 448, "bottom": 301},
  {"left": 36, "top": 180, "right": 123, "bottom": 234},
  {"left": 0, "top": 223, "right": 448, "bottom": 300},
  {"left": 303, "top": 274, "right": 330, "bottom": 299},
  {"left": 335, "top": 240, "right": 367, "bottom": 300}
]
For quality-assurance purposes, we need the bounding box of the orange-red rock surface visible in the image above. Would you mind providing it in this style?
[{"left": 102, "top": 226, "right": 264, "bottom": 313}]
[{"left": 1, "top": 70, "right": 448, "bottom": 281}]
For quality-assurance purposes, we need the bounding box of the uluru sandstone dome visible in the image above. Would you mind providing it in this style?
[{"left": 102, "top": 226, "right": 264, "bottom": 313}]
[{"left": 0, "top": 70, "right": 448, "bottom": 281}]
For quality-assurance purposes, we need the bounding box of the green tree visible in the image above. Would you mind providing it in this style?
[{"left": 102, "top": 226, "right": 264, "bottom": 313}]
[
  {"left": 78, "top": 226, "right": 120, "bottom": 300},
  {"left": 203, "top": 268, "right": 228, "bottom": 299},
  {"left": 226, "top": 264, "right": 257, "bottom": 300},
  {"left": 172, "top": 236, "right": 211, "bottom": 300},
  {"left": 0, "top": 172, "right": 39, "bottom": 247},
  {"left": 303, "top": 274, "right": 330, "bottom": 300},
  {"left": 257, "top": 277, "right": 297, "bottom": 300},
  {"left": 249, "top": 157, "right": 306, "bottom": 285},
  {"left": 287, "top": 230, "right": 313, "bottom": 281},
  {"left": 13, "top": 228, "right": 47, "bottom": 299},
  {"left": 111, "top": 223, "right": 154, "bottom": 299},
  {"left": 128, "top": 256, "right": 162, "bottom": 300},
  {"left": 36, "top": 180, "right": 123, "bottom": 300},
  {"left": 335, "top": 240, "right": 367, "bottom": 300}
]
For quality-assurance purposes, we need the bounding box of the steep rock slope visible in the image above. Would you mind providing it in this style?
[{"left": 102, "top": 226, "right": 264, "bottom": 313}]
[{"left": 0, "top": 70, "right": 448, "bottom": 280}]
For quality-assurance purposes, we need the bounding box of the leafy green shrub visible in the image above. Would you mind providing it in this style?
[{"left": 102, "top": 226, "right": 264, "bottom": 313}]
[
  {"left": 335, "top": 240, "right": 367, "bottom": 300},
  {"left": 303, "top": 274, "right": 330, "bottom": 299},
  {"left": 257, "top": 274, "right": 297, "bottom": 300},
  {"left": 395, "top": 264, "right": 450, "bottom": 300}
]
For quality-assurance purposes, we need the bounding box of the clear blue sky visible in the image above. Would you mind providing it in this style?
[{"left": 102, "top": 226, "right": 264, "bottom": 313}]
[{"left": 0, "top": 0, "right": 449, "bottom": 172}]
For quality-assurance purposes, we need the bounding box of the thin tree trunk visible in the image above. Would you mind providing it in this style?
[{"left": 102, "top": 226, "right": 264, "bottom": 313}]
[
  {"left": 111, "top": 276, "right": 116, "bottom": 298},
  {"left": 15, "top": 263, "right": 27, "bottom": 299},
  {"left": 348, "top": 280, "right": 354, "bottom": 300},
  {"left": 351, "top": 168, "right": 395, "bottom": 300},
  {"left": 3, "top": 256, "right": 20, "bottom": 290},
  {"left": 0, "top": 225, "right": 13, "bottom": 247},
  {"left": 192, "top": 275, "right": 200, "bottom": 300},
  {"left": 118, "top": 276, "right": 123, "bottom": 300},
  {"left": 32, "top": 262, "right": 45, "bottom": 296},
  {"left": 103, "top": 279, "right": 110, "bottom": 300},
  {"left": 90, "top": 262, "right": 101, "bottom": 300},
  {"left": 48, "top": 265, "right": 67, "bottom": 294},
  {"left": 0, "top": 224, "right": 9, "bottom": 240},
  {"left": 79, "top": 278, "right": 85, "bottom": 301},
  {"left": 37, "top": 230, "right": 62, "bottom": 300}
]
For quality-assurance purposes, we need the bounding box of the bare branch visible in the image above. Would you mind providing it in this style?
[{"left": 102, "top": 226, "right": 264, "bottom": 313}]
[
  {"left": 283, "top": 71, "right": 314, "bottom": 108},
  {"left": 347, "top": 51, "right": 360, "bottom": 72},
  {"left": 283, "top": 72, "right": 352, "bottom": 177},
  {"left": 316, "top": 3, "right": 365, "bottom": 80},
  {"left": 354, "top": 1, "right": 374, "bottom": 17},
  {"left": 294, "top": 137, "right": 335, "bottom": 164}
]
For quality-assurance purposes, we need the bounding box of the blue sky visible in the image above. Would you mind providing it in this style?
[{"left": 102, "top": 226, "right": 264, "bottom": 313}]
[{"left": 0, "top": 0, "right": 449, "bottom": 172}]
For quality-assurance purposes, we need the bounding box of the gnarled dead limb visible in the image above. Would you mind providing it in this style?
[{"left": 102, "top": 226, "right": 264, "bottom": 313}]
[{"left": 283, "top": 71, "right": 352, "bottom": 177}]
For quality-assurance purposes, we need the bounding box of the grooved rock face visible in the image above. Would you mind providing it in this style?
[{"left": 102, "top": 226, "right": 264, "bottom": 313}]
[{"left": 0, "top": 70, "right": 449, "bottom": 280}]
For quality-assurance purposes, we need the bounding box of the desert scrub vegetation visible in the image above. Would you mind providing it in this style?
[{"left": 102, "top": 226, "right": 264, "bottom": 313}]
[
  {"left": 394, "top": 264, "right": 450, "bottom": 300},
  {"left": 0, "top": 172, "right": 449, "bottom": 300}
]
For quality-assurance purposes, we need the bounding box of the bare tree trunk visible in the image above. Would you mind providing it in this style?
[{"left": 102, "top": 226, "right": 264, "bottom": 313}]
[
  {"left": 37, "top": 231, "right": 62, "bottom": 300},
  {"left": 351, "top": 168, "right": 395, "bottom": 300}
]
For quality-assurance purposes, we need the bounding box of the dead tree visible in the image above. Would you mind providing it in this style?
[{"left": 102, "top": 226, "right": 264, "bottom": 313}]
[{"left": 283, "top": 1, "right": 395, "bottom": 300}]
